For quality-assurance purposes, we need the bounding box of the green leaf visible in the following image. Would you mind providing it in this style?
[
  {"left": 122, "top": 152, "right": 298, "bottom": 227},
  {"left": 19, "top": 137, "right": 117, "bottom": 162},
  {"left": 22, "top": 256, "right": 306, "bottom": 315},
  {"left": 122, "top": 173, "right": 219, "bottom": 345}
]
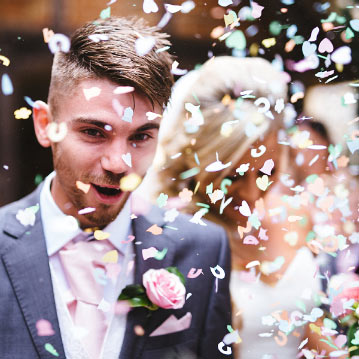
[
  {"left": 166, "top": 267, "right": 186, "bottom": 285},
  {"left": 348, "top": 322, "right": 359, "bottom": 357},
  {"left": 118, "top": 284, "right": 145, "bottom": 300},
  {"left": 129, "top": 295, "right": 158, "bottom": 311}
]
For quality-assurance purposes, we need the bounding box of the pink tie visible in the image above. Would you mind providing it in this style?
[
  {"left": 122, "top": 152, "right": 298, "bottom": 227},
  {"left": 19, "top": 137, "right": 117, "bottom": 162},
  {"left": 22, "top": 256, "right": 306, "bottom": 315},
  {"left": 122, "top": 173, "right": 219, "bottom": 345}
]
[{"left": 59, "top": 233, "right": 115, "bottom": 359}]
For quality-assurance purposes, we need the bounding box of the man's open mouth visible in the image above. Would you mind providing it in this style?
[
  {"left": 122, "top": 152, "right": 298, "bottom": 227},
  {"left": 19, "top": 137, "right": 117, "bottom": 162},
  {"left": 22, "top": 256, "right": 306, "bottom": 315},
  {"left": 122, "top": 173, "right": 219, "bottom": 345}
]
[{"left": 92, "top": 184, "right": 122, "bottom": 197}]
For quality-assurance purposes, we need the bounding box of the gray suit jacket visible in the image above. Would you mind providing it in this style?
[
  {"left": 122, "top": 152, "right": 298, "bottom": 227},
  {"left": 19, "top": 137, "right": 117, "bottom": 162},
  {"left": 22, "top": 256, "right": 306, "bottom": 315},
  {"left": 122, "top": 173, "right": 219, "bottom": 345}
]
[{"left": 0, "top": 184, "right": 232, "bottom": 359}]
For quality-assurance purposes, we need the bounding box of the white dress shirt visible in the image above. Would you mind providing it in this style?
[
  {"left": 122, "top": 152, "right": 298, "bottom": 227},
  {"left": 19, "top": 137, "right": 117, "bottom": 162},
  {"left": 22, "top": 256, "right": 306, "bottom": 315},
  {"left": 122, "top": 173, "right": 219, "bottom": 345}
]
[{"left": 40, "top": 172, "right": 134, "bottom": 359}]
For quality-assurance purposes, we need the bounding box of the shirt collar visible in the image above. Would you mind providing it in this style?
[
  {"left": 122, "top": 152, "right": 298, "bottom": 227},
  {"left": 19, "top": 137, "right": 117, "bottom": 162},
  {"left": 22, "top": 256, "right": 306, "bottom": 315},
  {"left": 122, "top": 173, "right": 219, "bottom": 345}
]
[{"left": 40, "top": 171, "right": 132, "bottom": 256}]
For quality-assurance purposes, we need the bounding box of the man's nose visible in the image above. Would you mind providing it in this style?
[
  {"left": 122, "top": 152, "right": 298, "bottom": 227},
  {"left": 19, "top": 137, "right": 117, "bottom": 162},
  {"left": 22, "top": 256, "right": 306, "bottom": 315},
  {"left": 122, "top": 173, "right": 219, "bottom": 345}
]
[{"left": 100, "top": 144, "right": 129, "bottom": 174}]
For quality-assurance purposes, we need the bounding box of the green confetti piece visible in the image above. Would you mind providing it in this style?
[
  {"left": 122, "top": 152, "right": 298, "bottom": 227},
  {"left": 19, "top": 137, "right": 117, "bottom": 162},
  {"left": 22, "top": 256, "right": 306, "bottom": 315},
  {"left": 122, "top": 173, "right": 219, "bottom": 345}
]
[
  {"left": 225, "top": 30, "right": 246, "bottom": 51},
  {"left": 227, "top": 325, "right": 234, "bottom": 333},
  {"left": 319, "top": 339, "right": 338, "bottom": 350},
  {"left": 295, "top": 300, "right": 306, "bottom": 313},
  {"left": 305, "top": 231, "right": 316, "bottom": 242},
  {"left": 180, "top": 167, "right": 200, "bottom": 180},
  {"left": 196, "top": 202, "right": 210, "bottom": 209},
  {"left": 305, "top": 174, "right": 318, "bottom": 184},
  {"left": 269, "top": 21, "right": 282, "bottom": 36},
  {"left": 321, "top": 12, "right": 337, "bottom": 23},
  {"left": 323, "top": 318, "right": 337, "bottom": 330},
  {"left": 100, "top": 7, "right": 111, "bottom": 19},
  {"left": 206, "top": 183, "right": 213, "bottom": 194},
  {"left": 220, "top": 178, "right": 232, "bottom": 195},
  {"left": 249, "top": 213, "right": 261, "bottom": 229},
  {"left": 154, "top": 248, "right": 168, "bottom": 260},
  {"left": 163, "top": 225, "right": 178, "bottom": 231},
  {"left": 346, "top": 27, "right": 355, "bottom": 39},
  {"left": 34, "top": 174, "right": 43, "bottom": 185},
  {"left": 156, "top": 193, "right": 168, "bottom": 208},
  {"left": 44, "top": 343, "right": 59, "bottom": 357}
]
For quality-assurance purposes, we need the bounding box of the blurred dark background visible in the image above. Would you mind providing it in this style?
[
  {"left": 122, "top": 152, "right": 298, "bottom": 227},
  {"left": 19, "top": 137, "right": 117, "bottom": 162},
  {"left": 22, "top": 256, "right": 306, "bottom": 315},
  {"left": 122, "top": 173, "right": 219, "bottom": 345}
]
[{"left": 0, "top": 0, "right": 358, "bottom": 206}]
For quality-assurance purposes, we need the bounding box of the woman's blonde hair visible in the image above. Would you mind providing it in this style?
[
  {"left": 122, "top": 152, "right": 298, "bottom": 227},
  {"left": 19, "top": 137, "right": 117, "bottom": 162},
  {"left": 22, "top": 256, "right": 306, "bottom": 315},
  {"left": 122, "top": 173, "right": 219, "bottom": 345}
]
[{"left": 156, "top": 56, "right": 288, "bottom": 223}]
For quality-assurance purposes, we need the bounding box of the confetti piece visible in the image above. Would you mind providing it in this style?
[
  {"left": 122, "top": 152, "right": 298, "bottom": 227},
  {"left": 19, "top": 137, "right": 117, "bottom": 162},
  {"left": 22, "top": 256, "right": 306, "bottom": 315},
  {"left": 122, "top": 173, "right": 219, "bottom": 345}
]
[
  {"left": 260, "top": 159, "right": 274, "bottom": 175},
  {"left": 135, "top": 36, "right": 155, "bottom": 56},
  {"left": 350, "top": 19, "right": 359, "bottom": 32},
  {"left": 237, "top": 221, "right": 252, "bottom": 239},
  {"left": 318, "top": 38, "right": 334, "bottom": 53},
  {"left": 210, "top": 264, "right": 225, "bottom": 279},
  {"left": 223, "top": 12, "right": 237, "bottom": 27},
  {"left": 251, "top": 145, "right": 266, "bottom": 158},
  {"left": 309, "top": 323, "right": 321, "bottom": 335},
  {"left": 236, "top": 163, "right": 250, "bottom": 175},
  {"left": 246, "top": 260, "right": 260, "bottom": 269},
  {"left": 46, "top": 122, "right": 67, "bottom": 143},
  {"left": 243, "top": 235, "right": 259, "bottom": 245},
  {"left": 42, "top": 28, "right": 54, "bottom": 43},
  {"left": 146, "top": 111, "right": 161, "bottom": 121},
  {"left": 2, "top": 73, "right": 13, "bottom": 95},
  {"left": 0, "top": 55, "right": 10, "bottom": 66},
  {"left": 347, "top": 140, "right": 359, "bottom": 154},
  {"left": 78, "top": 207, "right": 96, "bottom": 215},
  {"left": 94, "top": 230, "right": 110, "bottom": 240},
  {"left": 75, "top": 181, "right": 90, "bottom": 194},
  {"left": 120, "top": 173, "right": 142, "bottom": 192},
  {"left": 219, "top": 196, "right": 233, "bottom": 214},
  {"left": 102, "top": 249, "right": 118, "bottom": 263},
  {"left": 180, "top": 167, "right": 200, "bottom": 180},
  {"left": 48, "top": 33, "right": 70, "bottom": 54},
  {"left": 251, "top": 1, "right": 264, "bottom": 19},
  {"left": 120, "top": 107, "right": 133, "bottom": 123},
  {"left": 274, "top": 331, "right": 288, "bottom": 346},
  {"left": 146, "top": 224, "right": 163, "bottom": 235},
  {"left": 154, "top": 247, "right": 168, "bottom": 260},
  {"left": 205, "top": 153, "right": 231, "bottom": 172},
  {"left": 239, "top": 200, "right": 251, "bottom": 217},
  {"left": 208, "top": 189, "right": 224, "bottom": 204},
  {"left": 284, "top": 231, "right": 298, "bottom": 246},
  {"left": 258, "top": 228, "right": 268, "bottom": 241},
  {"left": 256, "top": 175, "right": 273, "bottom": 191},
  {"left": 156, "top": 193, "right": 168, "bottom": 208},
  {"left": 181, "top": 0, "right": 195, "bottom": 13},
  {"left": 113, "top": 86, "right": 134, "bottom": 95},
  {"left": 164, "top": 4, "right": 182, "bottom": 13},
  {"left": 99, "top": 7, "right": 111, "bottom": 19},
  {"left": 218, "top": 0, "right": 233, "bottom": 6},
  {"left": 307, "top": 177, "right": 325, "bottom": 196},
  {"left": 36, "top": 319, "right": 55, "bottom": 336},
  {"left": 44, "top": 343, "right": 59, "bottom": 357},
  {"left": 218, "top": 342, "right": 232, "bottom": 355},
  {"left": 225, "top": 30, "right": 246, "bottom": 50},
  {"left": 142, "top": 247, "right": 158, "bottom": 260},
  {"left": 83, "top": 87, "right": 101, "bottom": 101},
  {"left": 308, "top": 27, "right": 319, "bottom": 42},
  {"left": 302, "top": 41, "right": 317, "bottom": 58},
  {"left": 164, "top": 208, "right": 179, "bottom": 223},
  {"left": 220, "top": 178, "right": 232, "bottom": 195},
  {"left": 14, "top": 107, "right": 32, "bottom": 119},
  {"left": 260, "top": 256, "right": 285, "bottom": 275},
  {"left": 331, "top": 46, "right": 351, "bottom": 65},
  {"left": 262, "top": 37, "right": 276, "bottom": 48},
  {"left": 121, "top": 153, "right": 132, "bottom": 167},
  {"left": 187, "top": 268, "right": 203, "bottom": 278},
  {"left": 16, "top": 205, "right": 38, "bottom": 226},
  {"left": 143, "top": 0, "right": 158, "bottom": 13},
  {"left": 88, "top": 34, "right": 108, "bottom": 43}
]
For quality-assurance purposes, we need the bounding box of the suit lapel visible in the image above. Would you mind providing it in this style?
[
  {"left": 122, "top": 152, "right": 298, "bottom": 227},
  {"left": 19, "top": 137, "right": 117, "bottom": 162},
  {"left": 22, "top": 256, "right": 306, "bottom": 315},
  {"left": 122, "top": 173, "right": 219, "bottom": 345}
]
[
  {"left": 1, "top": 188, "right": 65, "bottom": 358},
  {"left": 120, "top": 206, "right": 177, "bottom": 359}
]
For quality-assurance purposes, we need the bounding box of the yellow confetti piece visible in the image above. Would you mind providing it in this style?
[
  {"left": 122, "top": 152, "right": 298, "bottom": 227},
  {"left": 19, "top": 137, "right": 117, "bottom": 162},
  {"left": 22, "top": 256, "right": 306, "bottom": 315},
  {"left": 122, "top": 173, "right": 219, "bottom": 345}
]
[
  {"left": 46, "top": 122, "right": 67, "bottom": 142},
  {"left": 120, "top": 173, "right": 142, "bottom": 192},
  {"left": 94, "top": 230, "right": 110, "bottom": 240},
  {"left": 76, "top": 180, "right": 91, "bottom": 193},
  {"left": 262, "top": 37, "right": 276, "bottom": 48},
  {"left": 0, "top": 55, "right": 10, "bottom": 66},
  {"left": 42, "top": 28, "right": 54, "bottom": 43},
  {"left": 146, "top": 224, "right": 163, "bottom": 235},
  {"left": 14, "top": 107, "right": 32, "bottom": 119},
  {"left": 102, "top": 249, "right": 118, "bottom": 263},
  {"left": 256, "top": 175, "right": 273, "bottom": 191},
  {"left": 221, "top": 94, "right": 231, "bottom": 106},
  {"left": 309, "top": 323, "right": 322, "bottom": 335},
  {"left": 224, "top": 12, "right": 237, "bottom": 27},
  {"left": 249, "top": 43, "right": 259, "bottom": 56}
]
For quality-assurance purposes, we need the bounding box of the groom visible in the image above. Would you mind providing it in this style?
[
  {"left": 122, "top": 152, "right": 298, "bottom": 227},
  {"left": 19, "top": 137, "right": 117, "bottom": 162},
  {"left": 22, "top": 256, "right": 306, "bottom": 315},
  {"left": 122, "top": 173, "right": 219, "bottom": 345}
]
[{"left": 0, "top": 16, "right": 232, "bottom": 359}]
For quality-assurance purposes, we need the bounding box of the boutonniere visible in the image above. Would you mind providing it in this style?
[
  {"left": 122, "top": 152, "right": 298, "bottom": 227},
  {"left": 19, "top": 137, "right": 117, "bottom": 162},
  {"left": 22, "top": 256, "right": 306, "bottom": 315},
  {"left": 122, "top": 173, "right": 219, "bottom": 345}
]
[{"left": 118, "top": 267, "right": 186, "bottom": 311}]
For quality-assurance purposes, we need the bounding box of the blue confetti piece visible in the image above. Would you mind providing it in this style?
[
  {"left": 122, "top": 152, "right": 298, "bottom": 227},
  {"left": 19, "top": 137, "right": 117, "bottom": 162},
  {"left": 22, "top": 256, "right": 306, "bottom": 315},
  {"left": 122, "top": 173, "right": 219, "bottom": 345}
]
[
  {"left": 24, "top": 96, "right": 39, "bottom": 109},
  {"left": 2, "top": 73, "right": 13, "bottom": 95}
]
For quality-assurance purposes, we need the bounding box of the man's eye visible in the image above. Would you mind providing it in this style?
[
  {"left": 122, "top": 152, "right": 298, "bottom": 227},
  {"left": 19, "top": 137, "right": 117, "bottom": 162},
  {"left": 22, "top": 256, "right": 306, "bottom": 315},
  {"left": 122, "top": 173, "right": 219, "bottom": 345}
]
[
  {"left": 130, "top": 133, "right": 152, "bottom": 142},
  {"left": 82, "top": 129, "right": 103, "bottom": 137}
]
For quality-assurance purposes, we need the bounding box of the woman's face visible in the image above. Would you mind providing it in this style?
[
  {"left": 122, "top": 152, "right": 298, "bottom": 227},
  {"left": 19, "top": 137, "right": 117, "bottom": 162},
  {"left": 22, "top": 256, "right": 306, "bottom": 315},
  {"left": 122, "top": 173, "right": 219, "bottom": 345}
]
[{"left": 222, "top": 132, "right": 282, "bottom": 226}]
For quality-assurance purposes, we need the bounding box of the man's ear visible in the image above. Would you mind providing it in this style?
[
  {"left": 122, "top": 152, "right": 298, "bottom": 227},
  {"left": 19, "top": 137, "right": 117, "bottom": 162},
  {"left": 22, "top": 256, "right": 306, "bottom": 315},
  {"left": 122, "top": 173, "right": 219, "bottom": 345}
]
[{"left": 33, "top": 100, "right": 51, "bottom": 148}]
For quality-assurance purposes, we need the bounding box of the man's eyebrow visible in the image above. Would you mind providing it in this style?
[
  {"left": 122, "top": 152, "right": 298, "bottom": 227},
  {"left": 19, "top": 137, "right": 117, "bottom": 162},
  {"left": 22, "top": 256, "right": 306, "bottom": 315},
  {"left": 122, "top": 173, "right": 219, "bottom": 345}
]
[
  {"left": 134, "top": 123, "right": 160, "bottom": 132},
  {"left": 71, "top": 118, "right": 108, "bottom": 128}
]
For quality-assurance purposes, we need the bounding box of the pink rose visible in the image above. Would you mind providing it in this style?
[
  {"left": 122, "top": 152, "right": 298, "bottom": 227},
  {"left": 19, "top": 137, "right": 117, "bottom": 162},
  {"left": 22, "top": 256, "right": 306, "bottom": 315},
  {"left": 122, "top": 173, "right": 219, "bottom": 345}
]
[{"left": 143, "top": 269, "right": 186, "bottom": 309}]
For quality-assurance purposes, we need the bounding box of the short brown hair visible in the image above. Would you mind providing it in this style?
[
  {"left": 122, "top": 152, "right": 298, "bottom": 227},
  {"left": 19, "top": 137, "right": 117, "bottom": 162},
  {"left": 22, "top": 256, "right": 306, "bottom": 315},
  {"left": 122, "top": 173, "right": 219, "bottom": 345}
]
[{"left": 48, "top": 16, "right": 174, "bottom": 115}]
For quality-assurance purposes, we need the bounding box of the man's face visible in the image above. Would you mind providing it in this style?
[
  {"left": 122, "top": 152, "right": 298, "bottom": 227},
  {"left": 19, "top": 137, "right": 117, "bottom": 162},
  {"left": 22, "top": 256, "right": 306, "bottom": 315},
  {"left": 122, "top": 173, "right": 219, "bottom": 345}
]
[{"left": 49, "top": 78, "right": 161, "bottom": 228}]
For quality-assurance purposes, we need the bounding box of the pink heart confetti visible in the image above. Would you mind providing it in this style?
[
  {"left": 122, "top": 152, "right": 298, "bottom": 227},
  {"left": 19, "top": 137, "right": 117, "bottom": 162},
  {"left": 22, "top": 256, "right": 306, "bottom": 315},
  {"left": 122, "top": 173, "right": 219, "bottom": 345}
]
[{"left": 318, "top": 38, "right": 334, "bottom": 53}]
